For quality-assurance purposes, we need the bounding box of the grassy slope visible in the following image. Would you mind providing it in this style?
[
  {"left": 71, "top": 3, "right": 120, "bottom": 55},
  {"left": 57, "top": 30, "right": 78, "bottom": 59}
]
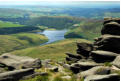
[
  {"left": 65, "top": 20, "right": 102, "bottom": 40},
  {"left": 0, "top": 21, "right": 24, "bottom": 28},
  {"left": 11, "top": 39, "right": 91, "bottom": 61},
  {"left": 0, "top": 33, "right": 48, "bottom": 54}
]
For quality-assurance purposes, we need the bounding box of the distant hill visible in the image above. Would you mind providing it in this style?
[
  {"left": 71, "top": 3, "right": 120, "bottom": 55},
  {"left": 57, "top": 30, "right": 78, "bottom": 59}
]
[
  {"left": 0, "top": 7, "right": 119, "bottom": 19},
  {"left": 65, "top": 20, "right": 103, "bottom": 40}
]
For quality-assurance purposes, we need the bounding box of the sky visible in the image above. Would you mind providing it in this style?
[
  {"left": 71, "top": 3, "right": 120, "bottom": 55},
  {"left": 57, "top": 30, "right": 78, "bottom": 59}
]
[{"left": 0, "top": 0, "right": 120, "bottom": 6}]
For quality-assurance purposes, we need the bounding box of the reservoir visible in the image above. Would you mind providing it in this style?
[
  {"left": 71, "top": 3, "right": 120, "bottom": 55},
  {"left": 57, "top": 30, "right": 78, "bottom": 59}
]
[{"left": 37, "top": 29, "right": 67, "bottom": 45}]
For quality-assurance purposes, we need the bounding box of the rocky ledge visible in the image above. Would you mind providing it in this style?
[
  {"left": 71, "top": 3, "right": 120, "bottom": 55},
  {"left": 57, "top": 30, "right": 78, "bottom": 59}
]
[{"left": 65, "top": 18, "right": 120, "bottom": 81}]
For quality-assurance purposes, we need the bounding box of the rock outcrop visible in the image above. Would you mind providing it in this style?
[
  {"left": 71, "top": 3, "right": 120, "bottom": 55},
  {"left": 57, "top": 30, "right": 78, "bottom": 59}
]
[
  {"left": 0, "top": 53, "right": 42, "bottom": 70},
  {"left": 0, "top": 68, "right": 34, "bottom": 81},
  {"left": 0, "top": 53, "right": 42, "bottom": 81},
  {"left": 65, "top": 18, "right": 120, "bottom": 81}
]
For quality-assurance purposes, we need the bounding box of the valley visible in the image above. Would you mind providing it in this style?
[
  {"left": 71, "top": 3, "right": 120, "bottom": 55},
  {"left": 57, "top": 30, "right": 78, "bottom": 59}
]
[
  {"left": 0, "top": 4, "right": 120, "bottom": 57},
  {"left": 0, "top": 1, "right": 120, "bottom": 81}
]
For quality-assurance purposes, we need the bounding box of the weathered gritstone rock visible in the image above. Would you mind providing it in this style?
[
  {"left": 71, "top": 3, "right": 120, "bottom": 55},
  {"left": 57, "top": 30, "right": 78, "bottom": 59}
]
[
  {"left": 101, "top": 22, "right": 120, "bottom": 35},
  {"left": 77, "top": 66, "right": 111, "bottom": 78},
  {"left": 90, "top": 50, "right": 119, "bottom": 63},
  {"left": 64, "top": 18, "right": 120, "bottom": 81},
  {"left": 0, "top": 68, "right": 34, "bottom": 81},
  {"left": 84, "top": 74, "right": 120, "bottom": 81},
  {"left": 63, "top": 64, "right": 70, "bottom": 69},
  {"left": 112, "top": 56, "right": 120, "bottom": 68},
  {"left": 0, "top": 53, "right": 42, "bottom": 69},
  {"left": 70, "top": 62, "right": 102, "bottom": 73},
  {"left": 76, "top": 42, "right": 93, "bottom": 58},
  {"left": 103, "top": 18, "right": 120, "bottom": 25},
  {"left": 66, "top": 52, "right": 82, "bottom": 59},
  {"left": 61, "top": 75, "right": 71, "bottom": 80},
  {"left": 22, "top": 72, "right": 49, "bottom": 80},
  {"left": 41, "top": 59, "right": 53, "bottom": 68},
  {"left": 94, "top": 35, "right": 120, "bottom": 53},
  {"left": 66, "top": 57, "right": 79, "bottom": 63},
  {"left": 48, "top": 66, "right": 58, "bottom": 72},
  {"left": 0, "top": 63, "right": 15, "bottom": 72}
]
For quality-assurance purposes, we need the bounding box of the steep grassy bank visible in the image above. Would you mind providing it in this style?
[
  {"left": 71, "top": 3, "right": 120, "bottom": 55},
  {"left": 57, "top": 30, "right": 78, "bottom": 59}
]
[
  {"left": 11, "top": 39, "right": 91, "bottom": 61},
  {"left": 64, "top": 20, "right": 103, "bottom": 40},
  {"left": 0, "top": 33, "right": 48, "bottom": 54}
]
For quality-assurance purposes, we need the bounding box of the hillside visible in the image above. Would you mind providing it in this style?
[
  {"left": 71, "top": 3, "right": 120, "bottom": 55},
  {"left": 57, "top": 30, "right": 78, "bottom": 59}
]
[
  {"left": 24, "top": 16, "right": 82, "bottom": 29},
  {"left": 65, "top": 20, "right": 103, "bottom": 40},
  {"left": 0, "top": 21, "right": 24, "bottom": 28},
  {"left": 0, "top": 33, "right": 48, "bottom": 54},
  {"left": 0, "top": 21, "right": 45, "bottom": 34},
  {"left": 11, "top": 39, "right": 91, "bottom": 61}
]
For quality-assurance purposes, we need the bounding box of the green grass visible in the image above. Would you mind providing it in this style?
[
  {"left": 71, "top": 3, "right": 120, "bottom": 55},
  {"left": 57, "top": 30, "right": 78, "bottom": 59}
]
[
  {"left": 0, "top": 21, "right": 24, "bottom": 28},
  {"left": 20, "top": 62, "right": 83, "bottom": 81},
  {"left": 64, "top": 20, "right": 102, "bottom": 40},
  {"left": 11, "top": 39, "right": 91, "bottom": 61},
  {"left": 0, "top": 33, "right": 48, "bottom": 54},
  {"left": 12, "top": 33, "right": 48, "bottom": 45}
]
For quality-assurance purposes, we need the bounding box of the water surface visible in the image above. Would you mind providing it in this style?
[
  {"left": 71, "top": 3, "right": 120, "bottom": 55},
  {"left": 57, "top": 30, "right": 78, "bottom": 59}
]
[{"left": 37, "top": 29, "right": 67, "bottom": 45}]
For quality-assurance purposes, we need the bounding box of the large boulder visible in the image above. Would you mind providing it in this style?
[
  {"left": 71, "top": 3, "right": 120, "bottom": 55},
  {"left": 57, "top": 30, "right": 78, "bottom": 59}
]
[
  {"left": 0, "top": 53, "right": 42, "bottom": 69},
  {"left": 76, "top": 42, "right": 93, "bottom": 58},
  {"left": 94, "top": 35, "right": 120, "bottom": 53},
  {"left": 112, "top": 56, "right": 120, "bottom": 68},
  {"left": 90, "top": 51, "right": 119, "bottom": 63},
  {"left": 84, "top": 74, "right": 120, "bottom": 81},
  {"left": 103, "top": 18, "right": 120, "bottom": 25},
  {"left": 101, "top": 22, "right": 120, "bottom": 35},
  {"left": 70, "top": 62, "right": 101, "bottom": 73},
  {"left": 78, "top": 66, "right": 111, "bottom": 78},
  {"left": 0, "top": 68, "right": 34, "bottom": 81}
]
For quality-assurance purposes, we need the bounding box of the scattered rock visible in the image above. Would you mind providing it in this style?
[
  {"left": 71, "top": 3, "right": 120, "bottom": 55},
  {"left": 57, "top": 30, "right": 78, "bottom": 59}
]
[
  {"left": 49, "top": 66, "right": 58, "bottom": 72},
  {"left": 70, "top": 62, "right": 101, "bottom": 73},
  {"left": 66, "top": 57, "right": 79, "bottom": 63},
  {"left": 61, "top": 75, "right": 71, "bottom": 80},
  {"left": 63, "top": 64, "right": 70, "bottom": 69},
  {"left": 22, "top": 72, "right": 49, "bottom": 80},
  {"left": 22, "top": 58, "right": 42, "bottom": 69},
  {"left": 112, "top": 56, "right": 120, "bottom": 68},
  {"left": 42, "top": 59, "right": 53, "bottom": 68},
  {"left": 0, "top": 53, "right": 42, "bottom": 69},
  {"left": 66, "top": 52, "right": 82, "bottom": 59},
  {"left": 78, "top": 66, "right": 111, "bottom": 78},
  {"left": 0, "top": 68, "right": 34, "bottom": 81},
  {"left": 84, "top": 74, "right": 120, "bottom": 81}
]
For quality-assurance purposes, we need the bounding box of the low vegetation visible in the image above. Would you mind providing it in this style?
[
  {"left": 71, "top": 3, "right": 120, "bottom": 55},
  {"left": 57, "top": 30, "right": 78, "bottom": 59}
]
[
  {"left": 65, "top": 20, "right": 103, "bottom": 40},
  {"left": 0, "top": 20, "right": 24, "bottom": 28},
  {"left": 11, "top": 39, "right": 91, "bottom": 61},
  {"left": 20, "top": 61, "right": 83, "bottom": 81},
  {"left": 0, "top": 33, "right": 48, "bottom": 54},
  {"left": 23, "top": 16, "right": 82, "bottom": 29}
]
